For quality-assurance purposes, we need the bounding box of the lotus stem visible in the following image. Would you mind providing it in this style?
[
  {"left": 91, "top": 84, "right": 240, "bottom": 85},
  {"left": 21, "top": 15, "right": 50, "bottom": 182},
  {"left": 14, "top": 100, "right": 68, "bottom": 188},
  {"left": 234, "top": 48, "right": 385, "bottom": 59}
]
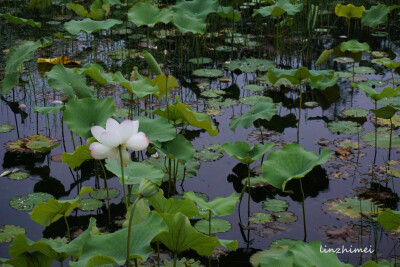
[
  {"left": 64, "top": 216, "right": 71, "bottom": 242},
  {"left": 208, "top": 210, "right": 212, "bottom": 267},
  {"left": 373, "top": 101, "right": 377, "bottom": 164},
  {"left": 173, "top": 253, "right": 177, "bottom": 267},
  {"left": 118, "top": 146, "right": 129, "bottom": 211},
  {"left": 126, "top": 197, "right": 140, "bottom": 267},
  {"left": 389, "top": 118, "right": 393, "bottom": 161},
  {"left": 99, "top": 160, "right": 111, "bottom": 224},
  {"left": 157, "top": 241, "right": 160, "bottom": 267},
  {"left": 299, "top": 179, "right": 307, "bottom": 241},
  {"left": 26, "top": 63, "right": 37, "bottom": 106},
  {"left": 297, "top": 83, "right": 303, "bottom": 144},
  {"left": 247, "top": 164, "right": 251, "bottom": 220}
]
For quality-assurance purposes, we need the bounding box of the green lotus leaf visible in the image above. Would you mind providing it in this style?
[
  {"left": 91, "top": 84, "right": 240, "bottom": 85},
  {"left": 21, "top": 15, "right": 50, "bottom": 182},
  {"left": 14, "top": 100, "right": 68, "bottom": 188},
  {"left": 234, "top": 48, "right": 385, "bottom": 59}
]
[
  {"left": 79, "top": 63, "right": 115, "bottom": 85},
  {"left": 128, "top": 2, "right": 173, "bottom": 27},
  {"left": 253, "top": 0, "right": 303, "bottom": 18},
  {"left": 162, "top": 257, "right": 202, "bottom": 267},
  {"left": 131, "top": 115, "right": 176, "bottom": 144},
  {"left": 152, "top": 103, "right": 218, "bottom": 136},
  {"left": 377, "top": 209, "right": 400, "bottom": 231},
  {"left": 249, "top": 212, "right": 273, "bottom": 224},
  {"left": 46, "top": 65, "right": 93, "bottom": 99},
  {"left": 90, "top": 188, "right": 120, "bottom": 200},
  {"left": 376, "top": 58, "right": 400, "bottom": 70},
  {"left": 194, "top": 219, "right": 232, "bottom": 234},
  {"left": 333, "top": 57, "right": 355, "bottom": 64},
  {"left": 64, "top": 18, "right": 122, "bottom": 35},
  {"left": 0, "top": 225, "right": 25, "bottom": 243},
  {"left": 315, "top": 49, "right": 333, "bottom": 66},
  {"left": 218, "top": 6, "right": 241, "bottom": 22},
  {"left": 215, "top": 46, "right": 237, "bottom": 52},
  {"left": 107, "top": 49, "right": 140, "bottom": 60},
  {"left": 342, "top": 108, "right": 369, "bottom": 117},
  {"left": 262, "top": 199, "right": 289, "bottom": 212},
  {"left": 325, "top": 197, "right": 381, "bottom": 219},
  {"left": 33, "top": 105, "right": 64, "bottom": 116},
  {"left": 0, "top": 13, "right": 41, "bottom": 28},
  {"left": 229, "top": 101, "right": 278, "bottom": 130},
  {"left": 193, "top": 68, "right": 223, "bottom": 78},
  {"left": 153, "top": 212, "right": 222, "bottom": 256},
  {"left": 172, "top": 12, "right": 207, "bottom": 34},
  {"left": 221, "top": 141, "right": 274, "bottom": 164},
  {"left": 4, "top": 135, "right": 58, "bottom": 153},
  {"left": 189, "top": 57, "right": 212, "bottom": 64},
  {"left": 62, "top": 141, "right": 93, "bottom": 170},
  {"left": 309, "top": 74, "right": 339, "bottom": 90},
  {"left": 28, "top": 0, "right": 51, "bottom": 9},
  {"left": 201, "top": 90, "right": 225, "bottom": 98},
  {"left": 362, "top": 4, "right": 390, "bottom": 28},
  {"left": 173, "top": 0, "right": 219, "bottom": 20},
  {"left": 63, "top": 97, "right": 115, "bottom": 140},
  {"left": 262, "top": 144, "right": 331, "bottom": 190},
  {"left": 340, "top": 40, "right": 370, "bottom": 53},
  {"left": 361, "top": 132, "right": 400, "bottom": 148},
  {"left": 105, "top": 160, "right": 164, "bottom": 185},
  {"left": 194, "top": 144, "right": 223, "bottom": 162},
  {"left": 67, "top": 1, "right": 110, "bottom": 20},
  {"left": 371, "top": 106, "right": 399, "bottom": 119},
  {"left": 352, "top": 66, "right": 376, "bottom": 75},
  {"left": 10, "top": 193, "right": 54, "bottom": 211},
  {"left": 327, "top": 121, "right": 363, "bottom": 134},
  {"left": 184, "top": 191, "right": 238, "bottom": 218},
  {"left": 1, "top": 40, "right": 42, "bottom": 95},
  {"left": 113, "top": 72, "right": 159, "bottom": 98},
  {"left": 273, "top": 211, "right": 297, "bottom": 223},
  {"left": 335, "top": 3, "right": 365, "bottom": 19},
  {"left": 78, "top": 198, "right": 103, "bottom": 211},
  {"left": 362, "top": 260, "right": 394, "bottom": 267},
  {"left": 67, "top": 3, "right": 89, "bottom": 17},
  {"left": 70, "top": 214, "right": 167, "bottom": 266},
  {"left": 239, "top": 95, "right": 273, "bottom": 106},
  {"left": 146, "top": 156, "right": 200, "bottom": 181},
  {"left": 250, "top": 240, "right": 351, "bottom": 267},
  {"left": 154, "top": 134, "right": 194, "bottom": 162},
  {"left": 5, "top": 251, "right": 53, "bottom": 267},
  {"left": 8, "top": 172, "right": 30, "bottom": 181},
  {"left": 267, "top": 67, "right": 334, "bottom": 85},
  {"left": 354, "top": 82, "right": 400, "bottom": 101},
  {"left": 242, "top": 84, "right": 264, "bottom": 91},
  {"left": 123, "top": 198, "right": 151, "bottom": 228},
  {"left": 148, "top": 189, "right": 201, "bottom": 218},
  {"left": 224, "top": 58, "right": 275, "bottom": 73},
  {"left": 151, "top": 74, "right": 179, "bottom": 100},
  {"left": 0, "top": 124, "right": 14, "bottom": 133}
]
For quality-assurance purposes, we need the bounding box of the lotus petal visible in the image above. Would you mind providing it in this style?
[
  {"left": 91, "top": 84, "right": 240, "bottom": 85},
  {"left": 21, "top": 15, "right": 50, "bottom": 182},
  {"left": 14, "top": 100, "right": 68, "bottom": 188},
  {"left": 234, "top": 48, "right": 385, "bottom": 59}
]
[
  {"left": 126, "top": 132, "right": 149, "bottom": 151},
  {"left": 99, "top": 130, "right": 121, "bottom": 147}
]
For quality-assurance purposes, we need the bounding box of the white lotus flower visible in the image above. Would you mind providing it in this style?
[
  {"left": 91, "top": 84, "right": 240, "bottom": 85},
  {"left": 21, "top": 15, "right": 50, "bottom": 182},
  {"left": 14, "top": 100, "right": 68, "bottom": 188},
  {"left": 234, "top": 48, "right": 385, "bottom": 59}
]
[{"left": 89, "top": 118, "right": 149, "bottom": 165}]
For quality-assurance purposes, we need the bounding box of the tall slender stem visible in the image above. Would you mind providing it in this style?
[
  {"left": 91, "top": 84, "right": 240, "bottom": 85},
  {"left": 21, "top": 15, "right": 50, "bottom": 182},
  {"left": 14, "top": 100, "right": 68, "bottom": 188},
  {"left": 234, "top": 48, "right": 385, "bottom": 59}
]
[
  {"left": 99, "top": 160, "right": 111, "bottom": 224},
  {"left": 126, "top": 198, "right": 140, "bottom": 267},
  {"left": 247, "top": 164, "right": 251, "bottom": 220},
  {"left": 119, "top": 146, "right": 128, "bottom": 211},
  {"left": 64, "top": 216, "right": 71, "bottom": 242},
  {"left": 297, "top": 83, "right": 303, "bottom": 144},
  {"left": 299, "top": 179, "right": 307, "bottom": 241}
]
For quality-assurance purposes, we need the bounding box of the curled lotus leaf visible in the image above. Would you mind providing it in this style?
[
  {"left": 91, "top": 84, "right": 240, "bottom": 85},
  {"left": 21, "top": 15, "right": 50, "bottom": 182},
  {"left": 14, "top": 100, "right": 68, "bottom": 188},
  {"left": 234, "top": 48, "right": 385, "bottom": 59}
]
[
  {"left": 335, "top": 3, "right": 365, "bottom": 19},
  {"left": 221, "top": 141, "right": 275, "bottom": 164},
  {"left": 5, "top": 135, "right": 59, "bottom": 153},
  {"left": 362, "top": 4, "right": 390, "bottom": 28},
  {"left": 172, "top": 11, "right": 207, "bottom": 34},
  {"left": 128, "top": 2, "right": 173, "bottom": 27},
  {"left": 37, "top": 56, "right": 80, "bottom": 66},
  {"left": 0, "top": 13, "right": 41, "bottom": 28},
  {"left": 377, "top": 209, "right": 400, "bottom": 231},
  {"left": 325, "top": 197, "right": 381, "bottom": 219},
  {"left": 229, "top": 101, "right": 278, "bottom": 130}
]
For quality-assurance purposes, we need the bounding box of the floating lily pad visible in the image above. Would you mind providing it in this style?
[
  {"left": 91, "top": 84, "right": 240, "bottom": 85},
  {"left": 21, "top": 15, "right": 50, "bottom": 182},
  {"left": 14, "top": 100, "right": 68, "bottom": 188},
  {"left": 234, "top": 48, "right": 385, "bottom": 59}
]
[
  {"left": 262, "top": 199, "right": 289, "bottom": 212},
  {"left": 107, "top": 49, "right": 140, "bottom": 60},
  {"left": 273, "top": 211, "right": 298, "bottom": 223},
  {"left": 5, "top": 135, "right": 59, "bottom": 153},
  {"left": 304, "top": 102, "right": 318, "bottom": 108},
  {"left": 349, "top": 76, "right": 368, "bottom": 83},
  {"left": 371, "top": 114, "right": 400, "bottom": 127},
  {"left": 365, "top": 79, "right": 387, "bottom": 87},
  {"left": 342, "top": 108, "right": 369, "bottom": 118},
  {"left": 207, "top": 98, "right": 238, "bottom": 108},
  {"left": 335, "top": 71, "right": 352, "bottom": 78},
  {"left": 0, "top": 225, "right": 25, "bottom": 243},
  {"left": 224, "top": 58, "right": 275, "bottom": 73},
  {"left": 239, "top": 95, "right": 273, "bottom": 105},
  {"left": 327, "top": 121, "right": 363, "bottom": 134},
  {"left": 8, "top": 172, "right": 30, "bottom": 181},
  {"left": 0, "top": 124, "right": 14, "bottom": 133},
  {"left": 333, "top": 57, "right": 354, "bottom": 64},
  {"left": 200, "top": 89, "right": 225, "bottom": 98},
  {"left": 189, "top": 57, "right": 212, "bottom": 64},
  {"left": 90, "top": 188, "right": 120, "bottom": 200},
  {"left": 215, "top": 46, "right": 237, "bottom": 52},
  {"left": 242, "top": 84, "right": 264, "bottom": 91},
  {"left": 205, "top": 108, "right": 225, "bottom": 116},
  {"left": 249, "top": 212, "right": 273, "bottom": 224},
  {"left": 78, "top": 198, "right": 103, "bottom": 211},
  {"left": 253, "top": 222, "right": 288, "bottom": 238},
  {"left": 352, "top": 66, "right": 376, "bottom": 75},
  {"left": 325, "top": 197, "right": 381, "bottom": 219},
  {"left": 9, "top": 192, "right": 54, "bottom": 211},
  {"left": 194, "top": 144, "right": 223, "bottom": 162},
  {"left": 194, "top": 219, "right": 232, "bottom": 234},
  {"left": 193, "top": 69, "right": 223, "bottom": 78},
  {"left": 361, "top": 132, "right": 400, "bottom": 148}
]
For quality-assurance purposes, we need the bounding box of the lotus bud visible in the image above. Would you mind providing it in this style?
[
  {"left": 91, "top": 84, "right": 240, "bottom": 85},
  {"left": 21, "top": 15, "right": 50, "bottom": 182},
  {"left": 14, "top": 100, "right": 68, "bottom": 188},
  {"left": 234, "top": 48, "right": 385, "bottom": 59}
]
[
  {"left": 130, "top": 70, "right": 136, "bottom": 82},
  {"left": 138, "top": 178, "right": 159, "bottom": 199}
]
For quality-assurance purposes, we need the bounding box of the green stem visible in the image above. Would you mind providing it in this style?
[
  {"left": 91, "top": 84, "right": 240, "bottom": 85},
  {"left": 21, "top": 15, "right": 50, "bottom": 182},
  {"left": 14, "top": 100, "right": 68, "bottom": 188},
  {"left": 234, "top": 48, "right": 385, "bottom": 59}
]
[
  {"left": 297, "top": 84, "right": 303, "bottom": 144},
  {"left": 99, "top": 160, "right": 112, "bottom": 224},
  {"left": 26, "top": 63, "right": 37, "bottom": 106},
  {"left": 173, "top": 253, "right": 177, "bottom": 267},
  {"left": 126, "top": 198, "right": 140, "bottom": 267},
  {"left": 208, "top": 210, "right": 212, "bottom": 267},
  {"left": 299, "top": 179, "right": 307, "bottom": 241},
  {"left": 64, "top": 216, "right": 71, "bottom": 242},
  {"left": 157, "top": 241, "right": 160, "bottom": 267},
  {"left": 247, "top": 164, "right": 251, "bottom": 220},
  {"left": 119, "top": 146, "right": 129, "bottom": 211}
]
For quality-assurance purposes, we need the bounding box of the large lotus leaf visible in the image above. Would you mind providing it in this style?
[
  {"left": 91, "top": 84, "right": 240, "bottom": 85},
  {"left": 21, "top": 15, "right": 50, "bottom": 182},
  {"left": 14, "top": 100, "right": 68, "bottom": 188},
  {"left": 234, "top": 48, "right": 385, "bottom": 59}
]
[
  {"left": 267, "top": 67, "right": 333, "bottom": 85},
  {"left": 152, "top": 103, "right": 218, "bottom": 136},
  {"left": 362, "top": 4, "right": 390, "bottom": 28},
  {"left": 251, "top": 240, "right": 351, "bottom": 267},
  {"left": 105, "top": 160, "right": 164, "bottom": 185},
  {"left": 133, "top": 115, "right": 176, "bottom": 143},
  {"left": 0, "top": 225, "right": 25, "bottom": 243},
  {"left": 217, "top": 6, "right": 241, "bottom": 22},
  {"left": 309, "top": 74, "right": 339, "bottom": 90},
  {"left": 221, "top": 141, "right": 274, "bottom": 164},
  {"left": 0, "top": 13, "right": 41, "bottom": 27},
  {"left": 1, "top": 40, "right": 41, "bottom": 95},
  {"left": 354, "top": 82, "right": 400, "bottom": 101},
  {"left": 173, "top": 0, "right": 219, "bottom": 20},
  {"left": 327, "top": 121, "right": 363, "bottom": 134},
  {"left": 67, "top": 1, "right": 109, "bottom": 20},
  {"left": 156, "top": 135, "right": 194, "bottom": 162},
  {"left": 5, "top": 251, "right": 53, "bottom": 267},
  {"left": 326, "top": 197, "right": 381, "bottom": 219},
  {"left": 63, "top": 97, "right": 115, "bottom": 140},
  {"left": 253, "top": 0, "right": 303, "bottom": 18},
  {"left": 315, "top": 49, "right": 333, "bottom": 66},
  {"left": 262, "top": 144, "right": 331, "bottom": 190},
  {"left": 151, "top": 74, "right": 179, "bottom": 100},
  {"left": 172, "top": 12, "right": 206, "bottom": 34},
  {"left": 229, "top": 101, "right": 278, "bottom": 131},
  {"left": 335, "top": 3, "right": 365, "bottom": 19},
  {"left": 224, "top": 58, "right": 276, "bottom": 73},
  {"left": 128, "top": 2, "right": 173, "bottom": 27},
  {"left": 29, "top": 187, "right": 93, "bottom": 226},
  {"left": 62, "top": 143, "right": 92, "bottom": 169},
  {"left": 377, "top": 209, "right": 400, "bottom": 231},
  {"left": 70, "top": 213, "right": 167, "bottom": 266},
  {"left": 371, "top": 106, "right": 399, "bottom": 119},
  {"left": 184, "top": 192, "right": 238, "bottom": 218},
  {"left": 362, "top": 260, "right": 394, "bottom": 267},
  {"left": 376, "top": 58, "right": 400, "bottom": 70},
  {"left": 113, "top": 72, "right": 159, "bottom": 98},
  {"left": 46, "top": 65, "right": 93, "bottom": 99},
  {"left": 28, "top": 0, "right": 52, "bottom": 9},
  {"left": 340, "top": 40, "right": 370, "bottom": 53},
  {"left": 33, "top": 105, "right": 64, "bottom": 116},
  {"left": 361, "top": 132, "right": 400, "bottom": 148},
  {"left": 79, "top": 64, "right": 115, "bottom": 85},
  {"left": 154, "top": 212, "right": 221, "bottom": 256},
  {"left": 64, "top": 18, "right": 122, "bottom": 35},
  {"left": 148, "top": 190, "right": 201, "bottom": 218}
]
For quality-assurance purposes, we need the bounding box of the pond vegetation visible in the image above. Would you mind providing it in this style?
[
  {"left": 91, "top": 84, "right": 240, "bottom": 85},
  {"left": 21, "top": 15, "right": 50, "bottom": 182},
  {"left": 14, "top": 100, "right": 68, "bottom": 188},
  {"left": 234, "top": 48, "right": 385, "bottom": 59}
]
[{"left": 1, "top": 0, "right": 400, "bottom": 266}]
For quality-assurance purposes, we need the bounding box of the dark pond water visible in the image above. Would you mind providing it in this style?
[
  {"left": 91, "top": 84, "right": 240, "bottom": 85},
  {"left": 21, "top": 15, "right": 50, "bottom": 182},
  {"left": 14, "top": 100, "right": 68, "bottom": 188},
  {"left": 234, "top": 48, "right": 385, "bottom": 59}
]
[{"left": 1, "top": 1, "right": 400, "bottom": 266}]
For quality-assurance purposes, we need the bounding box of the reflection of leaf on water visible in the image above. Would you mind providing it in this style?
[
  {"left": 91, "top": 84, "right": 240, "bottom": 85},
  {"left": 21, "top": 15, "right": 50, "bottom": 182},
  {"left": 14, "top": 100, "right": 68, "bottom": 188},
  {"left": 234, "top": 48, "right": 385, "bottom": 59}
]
[{"left": 321, "top": 224, "right": 370, "bottom": 243}]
